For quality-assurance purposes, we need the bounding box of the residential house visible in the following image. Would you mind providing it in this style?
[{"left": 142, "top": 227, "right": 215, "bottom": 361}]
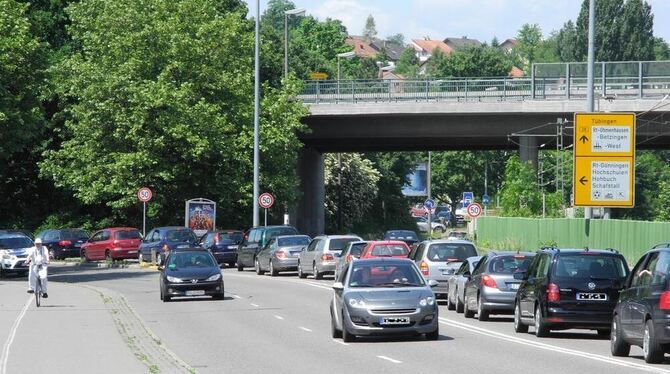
[
  {"left": 410, "top": 38, "right": 452, "bottom": 63},
  {"left": 443, "top": 36, "right": 482, "bottom": 51},
  {"left": 499, "top": 38, "right": 518, "bottom": 53},
  {"left": 345, "top": 36, "right": 407, "bottom": 65}
]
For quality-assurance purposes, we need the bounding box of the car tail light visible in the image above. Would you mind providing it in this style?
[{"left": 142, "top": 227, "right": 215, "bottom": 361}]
[
  {"left": 420, "top": 261, "right": 429, "bottom": 276},
  {"left": 547, "top": 283, "right": 560, "bottom": 302},
  {"left": 322, "top": 253, "right": 334, "bottom": 261},
  {"left": 58, "top": 240, "right": 72, "bottom": 247},
  {"left": 346, "top": 254, "right": 353, "bottom": 262},
  {"left": 214, "top": 233, "right": 220, "bottom": 244},
  {"left": 660, "top": 291, "right": 670, "bottom": 310},
  {"left": 481, "top": 275, "right": 498, "bottom": 289},
  {"left": 276, "top": 251, "right": 288, "bottom": 259}
]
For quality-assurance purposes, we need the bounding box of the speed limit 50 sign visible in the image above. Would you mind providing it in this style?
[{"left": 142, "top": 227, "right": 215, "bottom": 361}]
[
  {"left": 258, "top": 193, "right": 274, "bottom": 209},
  {"left": 466, "top": 203, "right": 482, "bottom": 218},
  {"left": 137, "top": 187, "right": 152, "bottom": 202}
]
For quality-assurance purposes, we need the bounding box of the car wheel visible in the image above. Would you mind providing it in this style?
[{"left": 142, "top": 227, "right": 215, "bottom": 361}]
[
  {"left": 477, "top": 294, "right": 489, "bottom": 321},
  {"left": 80, "top": 250, "right": 89, "bottom": 263},
  {"left": 159, "top": 285, "right": 164, "bottom": 301},
  {"left": 138, "top": 252, "right": 144, "bottom": 265},
  {"left": 298, "top": 262, "right": 307, "bottom": 279},
  {"left": 342, "top": 313, "right": 355, "bottom": 343},
  {"left": 464, "top": 296, "right": 475, "bottom": 318},
  {"left": 105, "top": 250, "right": 113, "bottom": 262},
  {"left": 237, "top": 261, "right": 244, "bottom": 271},
  {"left": 611, "top": 314, "right": 630, "bottom": 357},
  {"left": 255, "top": 258, "right": 264, "bottom": 275},
  {"left": 534, "top": 305, "right": 549, "bottom": 337},
  {"left": 597, "top": 329, "right": 611, "bottom": 337},
  {"left": 227, "top": 262, "right": 235, "bottom": 268},
  {"left": 456, "top": 293, "right": 464, "bottom": 313},
  {"left": 643, "top": 319, "right": 664, "bottom": 364},
  {"left": 331, "top": 311, "right": 342, "bottom": 339},
  {"left": 313, "top": 263, "right": 322, "bottom": 280},
  {"left": 49, "top": 249, "right": 56, "bottom": 261},
  {"left": 213, "top": 292, "right": 224, "bottom": 300},
  {"left": 270, "top": 261, "right": 278, "bottom": 277},
  {"left": 446, "top": 293, "right": 455, "bottom": 311},
  {"left": 425, "top": 326, "right": 439, "bottom": 341},
  {"left": 514, "top": 301, "right": 528, "bottom": 333}
]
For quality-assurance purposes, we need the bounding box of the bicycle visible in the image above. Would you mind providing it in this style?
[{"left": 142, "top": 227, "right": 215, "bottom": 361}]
[{"left": 34, "top": 264, "right": 45, "bottom": 307}]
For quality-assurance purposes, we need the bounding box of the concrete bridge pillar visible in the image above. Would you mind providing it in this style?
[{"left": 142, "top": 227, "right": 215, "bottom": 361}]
[
  {"left": 519, "top": 136, "right": 539, "bottom": 170},
  {"left": 295, "top": 147, "right": 325, "bottom": 237}
]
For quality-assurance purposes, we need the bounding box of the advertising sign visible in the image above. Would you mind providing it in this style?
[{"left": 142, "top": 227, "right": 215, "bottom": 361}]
[
  {"left": 402, "top": 163, "right": 428, "bottom": 197},
  {"left": 185, "top": 198, "right": 216, "bottom": 237}
]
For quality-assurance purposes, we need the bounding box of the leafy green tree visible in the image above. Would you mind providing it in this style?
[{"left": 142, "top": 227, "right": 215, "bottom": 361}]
[
  {"left": 386, "top": 33, "right": 405, "bottom": 46},
  {"left": 395, "top": 48, "right": 420, "bottom": 77},
  {"left": 499, "top": 155, "right": 564, "bottom": 217},
  {"left": 515, "top": 24, "right": 543, "bottom": 68},
  {"left": 653, "top": 37, "right": 670, "bottom": 60},
  {"left": 427, "top": 45, "right": 514, "bottom": 77},
  {"left": 262, "top": 0, "right": 297, "bottom": 32},
  {"left": 41, "top": 0, "right": 308, "bottom": 227},
  {"left": 491, "top": 36, "right": 500, "bottom": 48},
  {"left": 362, "top": 14, "right": 377, "bottom": 41},
  {"left": 620, "top": 0, "right": 655, "bottom": 60}
]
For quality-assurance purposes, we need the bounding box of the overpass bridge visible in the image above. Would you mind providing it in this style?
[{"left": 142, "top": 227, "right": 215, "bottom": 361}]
[{"left": 293, "top": 61, "right": 670, "bottom": 236}]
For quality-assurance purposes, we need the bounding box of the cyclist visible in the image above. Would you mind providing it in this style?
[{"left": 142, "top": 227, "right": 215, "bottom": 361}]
[{"left": 26, "top": 237, "right": 49, "bottom": 298}]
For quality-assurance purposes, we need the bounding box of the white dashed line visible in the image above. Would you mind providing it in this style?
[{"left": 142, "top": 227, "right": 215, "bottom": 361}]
[
  {"left": 377, "top": 356, "right": 402, "bottom": 364},
  {"left": 250, "top": 303, "right": 259, "bottom": 308},
  {"left": 298, "top": 327, "right": 312, "bottom": 332},
  {"left": 332, "top": 339, "right": 349, "bottom": 346},
  {"left": 274, "top": 315, "right": 284, "bottom": 320},
  {"left": 231, "top": 295, "right": 241, "bottom": 299}
]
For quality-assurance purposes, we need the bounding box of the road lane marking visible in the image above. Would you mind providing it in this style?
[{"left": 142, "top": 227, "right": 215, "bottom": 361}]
[
  {"left": 439, "top": 317, "right": 670, "bottom": 374},
  {"left": 333, "top": 339, "right": 349, "bottom": 346},
  {"left": 250, "top": 303, "right": 259, "bottom": 307},
  {"left": 299, "top": 327, "right": 313, "bottom": 332},
  {"left": 274, "top": 315, "right": 284, "bottom": 320},
  {"left": 377, "top": 356, "right": 402, "bottom": 364},
  {"left": 231, "top": 295, "right": 241, "bottom": 299},
  {"left": 1, "top": 297, "right": 32, "bottom": 374}
]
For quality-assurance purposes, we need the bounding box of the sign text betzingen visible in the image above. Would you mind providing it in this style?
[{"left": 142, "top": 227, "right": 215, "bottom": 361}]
[{"left": 573, "top": 113, "right": 635, "bottom": 207}]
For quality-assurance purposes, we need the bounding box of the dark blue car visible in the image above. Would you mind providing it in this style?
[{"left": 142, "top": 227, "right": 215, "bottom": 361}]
[
  {"left": 199, "top": 230, "right": 244, "bottom": 267},
  {"left": 139, "top": 227, "right": 197, "bottom": 264}
]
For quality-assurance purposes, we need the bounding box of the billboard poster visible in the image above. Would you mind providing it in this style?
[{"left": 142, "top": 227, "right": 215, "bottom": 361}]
[
  {"left": 185, "top": 198, "right": 216, "bottom": 237},
  {"left": 401, "top": 162, "right": 428, "bottom": 197}
]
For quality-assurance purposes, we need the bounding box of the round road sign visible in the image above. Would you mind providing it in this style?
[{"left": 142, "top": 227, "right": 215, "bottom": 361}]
[
  {"left": 466, "top": 203, "right": 483, "bottom": 218},
  {"left": 258, "top": 193, "right": 275, "bottom": 209},
  {"left": 137, "top": 187, "right": 152, "bottom": 202}
]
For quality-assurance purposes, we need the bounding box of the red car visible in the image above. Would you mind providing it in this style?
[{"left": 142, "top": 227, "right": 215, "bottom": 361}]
[
  {"left": 80, "top": 227, "right": 142, "bottom": 261},
  {"left": 360, "top": 241, "right": 411, "bottom": 259}
]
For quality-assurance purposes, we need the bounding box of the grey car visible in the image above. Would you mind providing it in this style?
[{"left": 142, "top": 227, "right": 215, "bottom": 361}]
[
  {"left": 334, "top": 241, "right": 368, "bottom": 280},
  {"left": 463, "top": 251, "right": 535, "bottom": 321},
  {"left": 446, "top": 256, "right": 481, "bottom": 313},
  {"left": 330, "top": 258, "right": 440, "bottom": 342},
  {"left": 298, "top": 235, "right": 362, "bottom": 279},
  {"left": 409, "top": 240, "right": 479, "bottom": 299},
  {"left": 255, "top": 235, "right": 311, "bottom": 276}
]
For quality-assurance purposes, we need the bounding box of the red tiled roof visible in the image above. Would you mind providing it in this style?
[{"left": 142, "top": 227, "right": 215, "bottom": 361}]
[
  {"left": 411, "top": 39, "right": 453, "bottom": 55},
  {"left": 509, "top": 66, "right": 524, "bottom": 77},
  {"left": 345, "top": 36, "right": 378, "bottom": 58}
]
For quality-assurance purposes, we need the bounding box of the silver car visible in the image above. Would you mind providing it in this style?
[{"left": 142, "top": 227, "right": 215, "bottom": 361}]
[
  {"left": 446, "top": 256, "right": 481, "bottom": 313},
  {"left": 463, "top": 251, "right": 536, "bottom": 321},
  {"left": 298, "top": 235, "right": 362, "bottom": 279},
  {"left": 330, "top": 258, "right": 440, "bottom": 342},
  {"left": 409, "top": 240, "right": 479, "bottom": 299},
  {"left": 334, "top": 241, "right": 368, "bottom": 280},
  {"left": 255, "top": 235, "right": 311, "bottom": 276}
]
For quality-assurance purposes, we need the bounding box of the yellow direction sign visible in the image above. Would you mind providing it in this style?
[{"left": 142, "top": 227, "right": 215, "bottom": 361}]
[
  {"left": 309, "top": 72, "right": 328, "bottom": 80},
  {"left": 573, "top": 113, "right": 636, "bottom": 208}
]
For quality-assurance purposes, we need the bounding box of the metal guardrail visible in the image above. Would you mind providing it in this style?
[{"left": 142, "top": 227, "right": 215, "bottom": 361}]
[{"left": 298, "top": 61, "right": 670, "bottom": 104}]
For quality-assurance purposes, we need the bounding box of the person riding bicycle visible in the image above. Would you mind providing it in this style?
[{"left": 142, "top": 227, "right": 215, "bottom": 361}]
[{"left": 26, "top": 237, "right": 49, "bottom": 298}]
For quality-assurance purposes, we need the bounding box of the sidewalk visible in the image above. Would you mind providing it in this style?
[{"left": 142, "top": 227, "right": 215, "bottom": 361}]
[{"left": 0, "top": 279, "right": 145, "bottom": 374}]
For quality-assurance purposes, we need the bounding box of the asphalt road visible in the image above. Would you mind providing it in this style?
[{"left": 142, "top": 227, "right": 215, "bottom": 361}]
[{"left": 3, "top": 264, "right": 670, "bottom": 373}]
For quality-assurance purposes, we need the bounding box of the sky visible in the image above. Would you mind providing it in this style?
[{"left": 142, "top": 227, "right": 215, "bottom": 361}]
[{"left": 252, "top": 0, "right": 670, "bottom": 44}]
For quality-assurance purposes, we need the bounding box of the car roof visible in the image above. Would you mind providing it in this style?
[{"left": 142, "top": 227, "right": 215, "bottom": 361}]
[
  {"left": 318, "top": 235, "right": 361, "bottom": 239},
  {"left": 214, "top": 229, "right": 243, "bottom": 233},
  {"left": 171, "top": 247, "right": 208, "bottom": 252},
  {"left": 540, "top": 248, "right": 621, "bottom": 255},
  {"left": 351, "top": 258, "right": 414, "bottom": 265},
  {"left": 366, "top": 240, "right": 409, "bottom": 246},
  {"left": 251, "top": 225, "right": 296, "bottom": 230},
  {"left": 98, "top": 227, "right": 140, "bottom": 231},
  {"left": 0, "top": 231, "right": 31, "bottom": 239},
  {"left": 426, "top": 239, "right": 475, "bottom": 245},
  {"left": 154, "top": 226, "right": 190, "bottom": 230},
  {"left": 485, "top": 251, "right": 535, "bottom": 257}
]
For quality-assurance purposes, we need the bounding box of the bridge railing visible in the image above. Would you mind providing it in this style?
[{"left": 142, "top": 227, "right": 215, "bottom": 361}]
[{"left": 299, "top": 60, "right": 670, "bottom": 104}]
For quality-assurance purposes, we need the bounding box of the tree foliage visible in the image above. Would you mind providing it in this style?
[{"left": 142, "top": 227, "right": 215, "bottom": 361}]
[
  {"left": 499, "top": 155, "right": 562, "bottom": 217},
  {"left": 362, "top": 14, "right": 377, "bottom": 41},
  {"left": 427, "top": 45, "right": 514, "bottom": 77},
  {"left": 395, "top": 48, "right": 420, "bottom": 77}
]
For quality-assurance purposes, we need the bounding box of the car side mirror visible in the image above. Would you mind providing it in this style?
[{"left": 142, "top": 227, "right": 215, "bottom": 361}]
[
  {"left": 428, "top": 279, "right": 438, "bottom": 288},
  {"left": 513, "top": 271, "right": 526, "bottom": 280},
  {"left": 332, "top": 282, "right": 344, "bottom": 291}
]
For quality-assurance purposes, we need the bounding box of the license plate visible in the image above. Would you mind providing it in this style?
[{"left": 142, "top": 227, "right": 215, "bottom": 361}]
[
  {"left": 380, "top": 316, "right": 410, "bottom": 325},
  {"left": 509, "top": 283, "right": 520, "bottom": 290},
  {"left": 177, "top": 244, "right": 190, "bottom": 249},
  {"left": 185, "top": 290, "right": 205, "bottom": 296},
  {"left": 576, "top": 293, "right": 607, "bottom": 301},
  {"left": 128, "top": 251, "right": 137, "bottom": 254}
]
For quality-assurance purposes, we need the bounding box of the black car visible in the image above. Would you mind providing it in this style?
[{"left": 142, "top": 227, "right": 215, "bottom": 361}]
[
  {"left": 236, "top": 225, "right": 299, "bottom": 271},
  {"left": 158, "top": 248, "right": 224, "bottom": 302},
  {"left": 611, "top": 244, "right": 670, "bottom": 363},
  {"left": 200, "top": 230, "right": 244, "bottom": 267},
  {"left": 36, "top": 229, "right": 89, "bottom": 260},
  {"left": 383, "top": 230, "right": 419, "bottom": 248},
  {"left": 513, "top": 248, "right": 628, "bottom": 337}
]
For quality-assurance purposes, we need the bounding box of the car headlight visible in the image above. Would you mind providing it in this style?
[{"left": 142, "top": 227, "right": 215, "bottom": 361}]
[
  {"left": 166, "top": 276, "right": 183, "bottom": 283},
  {"left": 2, "top": 254, "right": 10, "bottom": 260},
  {"left": 419, "top": 297, "right": 435, "bottom": 307},
  {"left": 348, "top": 298, "right": 366, "bottom": 308},
  {"left": 206, "top": 273, "right": 221, "bottom": 281}
]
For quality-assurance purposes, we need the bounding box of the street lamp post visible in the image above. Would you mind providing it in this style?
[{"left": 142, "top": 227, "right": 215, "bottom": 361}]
[
  {"left": 253, "top": 0, "right": 261, "bottom": 227},
  {"left": 336, "top": 51, "right": 355, "bottom": 96},
  {"left": 284, "top": 8, "right": 306, "bottom": 78}
]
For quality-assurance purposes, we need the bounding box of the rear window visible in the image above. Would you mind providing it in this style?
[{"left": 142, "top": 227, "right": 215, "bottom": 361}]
[
  {"left": 330, "top": 238, "right": 360, "bottom": 251},
  {"left": 553, "top": 254, "right": 627, "bottom": 280},
  {"left": 349, "top": 243, "right": 367, "bottom": 257},
  {"left": 277, "top": 236, "right": 310, "bottom": 247},
  {"left": 265, "top": 227, "right": 298, "bottom": 242},
  {"left": 115, "top": 230, "right": 141, "bottom": 240},
  {"left": 489, "top": 255, "right": 534, "bottom": 274},
  {"left": 61, "top": 230, "right": 89, "bottom": 240},
  {"left": 348, "top": 263, "right": 424, "bottom": 288},
  {"left": 167, "top": 229, "right": 196, "bottom": 242},
  {"left": 0, "top": 235, "right": 33, "bottom": 249},
  {"left": 370, "top": 244, "right": 410, "bottom": 257},
  {"left": 219, "top": 231, "right": 243, "bottom": 242},
  {"left": 426, "top": 243, "right": 477, "bottom": 262}
]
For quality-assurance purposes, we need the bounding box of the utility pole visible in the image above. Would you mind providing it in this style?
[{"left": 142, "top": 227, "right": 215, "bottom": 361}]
[
  {"left": 584, "top": 0, "right": 595, "bottom": 220},
  {"left": 252, "top": 0, "right": 261, "bottom": 227},
  {"left": 427, "top": 151, "right": 432, "bottom": 237}
]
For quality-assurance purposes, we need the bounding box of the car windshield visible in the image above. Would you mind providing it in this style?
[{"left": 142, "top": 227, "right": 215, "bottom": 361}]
[
  {"left": 167, "top": 229, "right": 196, "bottom": 242},
  {"left": 348, "top": 263, "right": 425, "bottom": 288},
  {"left": 426, "top": 243, "right": 477, "bottom": 261},
  {"left": 489, "top": 255, "right": 534, "bottom": 274},
  {"left": 115, "top": 230, "right": 141, "bottom": 240},
  {"left": 61, "top": 230, "right": 89, "bottom": 240},
  {"left": 168, "top": 252, "right": 216, "bottom": 268},
  {"left": 384, "top": 231, "right": 418, "bottom": 241},
  {"left": 370, "top": 244, "right": 410, "bottom": 257},
  {"left": 330, "top": 238, "right": 359, "bottom": 251},
  {"left": 277, "top": 236, "right": 310, "bottom": 247},
  {"left": 0, "top": 236, "right": 33, "bottom": 249},
  {"left": 219, "top": 231, "right": 243, "bottom": 242},
  {"left": 553, "top": 254, "right": 628, "bottom": 279}
]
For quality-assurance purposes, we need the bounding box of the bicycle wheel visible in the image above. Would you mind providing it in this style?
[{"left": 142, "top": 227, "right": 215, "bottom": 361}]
[{"left": 35, "top": 278, "right": 41, "bottom": 307}]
